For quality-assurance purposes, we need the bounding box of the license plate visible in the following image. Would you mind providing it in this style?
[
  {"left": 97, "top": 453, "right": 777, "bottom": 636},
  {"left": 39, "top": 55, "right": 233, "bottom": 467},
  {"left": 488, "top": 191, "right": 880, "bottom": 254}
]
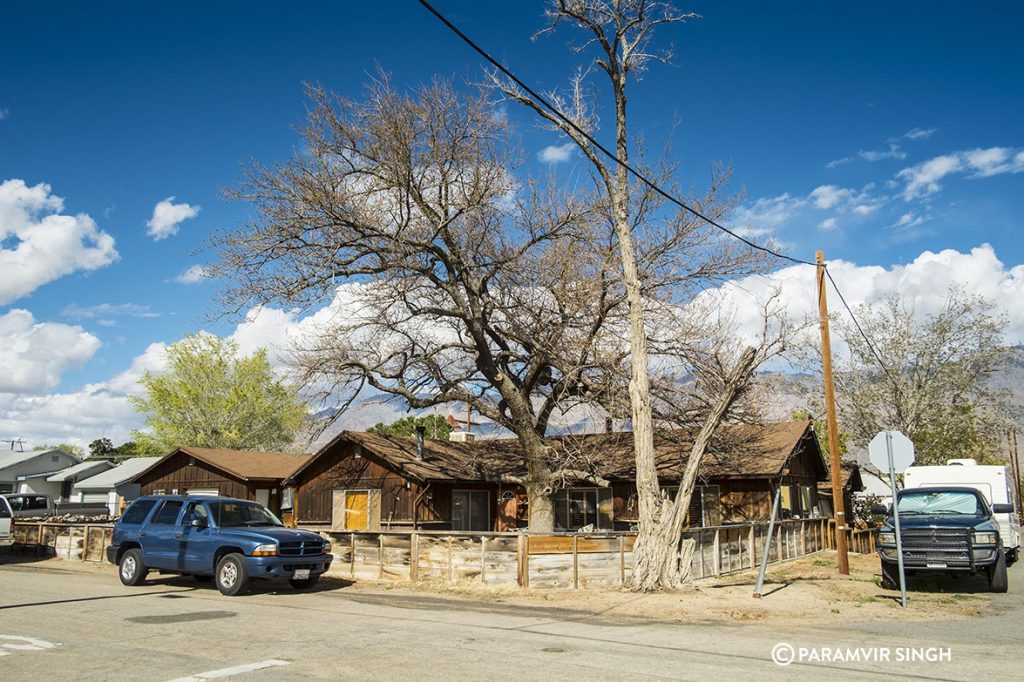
[
  {"left": 926, "top": 562, "right": 947, "bottom": 568},
  {"left": 293, "top": 569, "right": 310, "bottom": 580}
]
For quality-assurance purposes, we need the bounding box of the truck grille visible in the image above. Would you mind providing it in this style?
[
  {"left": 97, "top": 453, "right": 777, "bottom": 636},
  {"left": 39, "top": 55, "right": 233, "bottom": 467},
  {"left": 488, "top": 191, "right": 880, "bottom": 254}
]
[
  {"left": 898, "top": 528, "right": 971, "bottom": 568},
  {"left": 279, "top": 541, "right": 324, "bottom": 557}
]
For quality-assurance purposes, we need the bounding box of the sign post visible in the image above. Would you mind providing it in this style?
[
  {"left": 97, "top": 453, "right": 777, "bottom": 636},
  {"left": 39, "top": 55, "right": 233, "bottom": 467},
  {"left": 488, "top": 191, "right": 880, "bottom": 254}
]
[{"left": 868, "top": 430, "right": 915, "bottom": 609}]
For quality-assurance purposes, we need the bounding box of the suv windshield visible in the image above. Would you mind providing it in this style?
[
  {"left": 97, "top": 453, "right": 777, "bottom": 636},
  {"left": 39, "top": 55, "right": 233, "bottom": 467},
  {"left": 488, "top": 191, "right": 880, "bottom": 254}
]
[
  {"left": 208, "top": 501, "right": 283, "bottom": 528},
  {"left": 897, "top": 490, "right": 982, "bottom": 515}
]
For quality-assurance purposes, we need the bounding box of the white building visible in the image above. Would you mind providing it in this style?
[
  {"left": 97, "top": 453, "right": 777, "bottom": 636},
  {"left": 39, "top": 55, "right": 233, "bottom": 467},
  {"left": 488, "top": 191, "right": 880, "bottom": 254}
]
[
  {"left": 0, "top": 449, "right": 81, "bottom": 495},
  {"left": 20, "top": 460, "right": 117, "bottom": 501},
  {"left": 72, "top": 457, "right": 162, "bottom": 515}
]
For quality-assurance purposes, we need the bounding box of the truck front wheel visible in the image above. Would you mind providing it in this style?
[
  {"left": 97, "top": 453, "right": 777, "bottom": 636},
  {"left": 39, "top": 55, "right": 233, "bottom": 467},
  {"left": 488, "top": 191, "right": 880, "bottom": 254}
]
[
  {"left": 215, "top": 553, "right": 248, "bottom": 596},
  {"left": 988, "top": 551, "right": 1008, "bottom": 593},
  {"left": 880, "top": 561, "right": 900, "bottom": 589}
]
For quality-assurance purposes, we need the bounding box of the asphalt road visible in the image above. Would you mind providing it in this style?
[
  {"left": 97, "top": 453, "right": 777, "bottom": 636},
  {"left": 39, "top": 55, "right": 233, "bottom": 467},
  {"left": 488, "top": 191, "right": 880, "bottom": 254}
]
[{"left": 0, "top": 556, "right": 1020, "bottom": 681}]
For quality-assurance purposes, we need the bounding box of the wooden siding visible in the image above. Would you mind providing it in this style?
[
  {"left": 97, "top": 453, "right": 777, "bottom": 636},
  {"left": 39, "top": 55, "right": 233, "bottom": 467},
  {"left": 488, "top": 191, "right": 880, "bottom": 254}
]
[
  {"left": 294, "top": 441, "right": 446, "bottom": 526},
  {"left": 137, "top": 452, "right": 251, "bottom": 500}
]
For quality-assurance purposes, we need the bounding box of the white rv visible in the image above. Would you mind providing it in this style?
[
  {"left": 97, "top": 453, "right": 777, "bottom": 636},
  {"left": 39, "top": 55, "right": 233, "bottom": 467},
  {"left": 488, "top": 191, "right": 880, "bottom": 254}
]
[{"left": 904, "top": 459, "right": 1021, "bottom": 564}]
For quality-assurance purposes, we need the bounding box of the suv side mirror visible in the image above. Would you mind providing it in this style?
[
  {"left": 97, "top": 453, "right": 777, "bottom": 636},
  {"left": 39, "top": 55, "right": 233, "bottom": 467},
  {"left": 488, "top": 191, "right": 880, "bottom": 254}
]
[
  {"left": 992, "top": 503, "right": 1013, "bottom": 514},
  {"left": 190, "top": 518, "right": 208, "bottom": 528},
  {"left": 870, "top": 504, "right": 889, "bottom": 516}
]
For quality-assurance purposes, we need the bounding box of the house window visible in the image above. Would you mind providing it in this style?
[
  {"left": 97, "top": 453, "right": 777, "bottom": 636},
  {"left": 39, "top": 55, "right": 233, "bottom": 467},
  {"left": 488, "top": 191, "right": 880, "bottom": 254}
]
[
  {"left": 554, "top": 488, "right": 613, "bottom": 531},
  {"left": 451, "top": 490, "right": 490, "bottom": 531}
]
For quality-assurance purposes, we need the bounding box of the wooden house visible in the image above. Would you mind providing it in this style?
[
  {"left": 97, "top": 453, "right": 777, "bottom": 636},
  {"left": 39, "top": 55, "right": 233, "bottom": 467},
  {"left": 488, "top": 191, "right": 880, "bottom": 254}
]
[
  {"left": 817, "top": 461, "right": 865, "bottom": 521},
  {"left": 131, "top": 447, "right": 310, "bottom": 516},
  {"left": 288, "top": 420, "right": 829, "bottom": 532}
]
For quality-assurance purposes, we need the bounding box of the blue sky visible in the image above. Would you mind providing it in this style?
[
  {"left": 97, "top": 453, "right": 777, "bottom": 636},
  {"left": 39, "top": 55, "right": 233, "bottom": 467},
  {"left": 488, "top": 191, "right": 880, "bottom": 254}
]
[{"left": 2, "top": 1, "right": 1023, "bottom": 446}]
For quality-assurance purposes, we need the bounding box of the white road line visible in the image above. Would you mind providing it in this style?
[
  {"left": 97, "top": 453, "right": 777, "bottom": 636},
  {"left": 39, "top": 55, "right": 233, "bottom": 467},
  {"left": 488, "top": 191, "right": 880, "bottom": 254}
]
[{"left": 167, "top": 659, "right": 290, "bottom": 681}]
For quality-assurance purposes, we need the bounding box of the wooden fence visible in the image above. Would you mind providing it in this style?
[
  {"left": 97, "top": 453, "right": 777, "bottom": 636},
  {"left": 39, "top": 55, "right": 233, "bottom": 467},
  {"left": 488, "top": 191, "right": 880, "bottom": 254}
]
[
  {"left": 6, "top": 522, "right": 114, "bottom": 562},
  {"left": 324, "top": 518, "right": 836, "bottom": 589},
  {"left": 3, "top": 518, "right": 877, "bottom": 591}
]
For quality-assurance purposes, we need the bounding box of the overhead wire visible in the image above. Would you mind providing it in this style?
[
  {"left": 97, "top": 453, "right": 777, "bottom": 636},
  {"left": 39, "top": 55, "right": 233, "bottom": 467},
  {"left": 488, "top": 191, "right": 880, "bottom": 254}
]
[{"left": 417, "top": 0, "right": 895, "bottom": 382}]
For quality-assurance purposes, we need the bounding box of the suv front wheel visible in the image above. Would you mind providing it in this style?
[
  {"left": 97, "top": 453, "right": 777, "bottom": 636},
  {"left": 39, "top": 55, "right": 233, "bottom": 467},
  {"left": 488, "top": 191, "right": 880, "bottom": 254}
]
[
  {"left": 119, "top": 548, "right": 148, "bottom": 586},
  {"left": 215, "top": 553, "right": 248, "bottom": 596}
]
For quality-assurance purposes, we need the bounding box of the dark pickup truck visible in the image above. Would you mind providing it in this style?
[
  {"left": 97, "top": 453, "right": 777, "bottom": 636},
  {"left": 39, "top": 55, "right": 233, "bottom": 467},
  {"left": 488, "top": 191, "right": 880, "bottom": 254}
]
[
  {"left": 876, "top": 486, "right": 1011, "bottom": 593},
  {"left": 1, "top": 493, "right": 111, "bottom": 518},
  {"left": 106, "top": 495, "right": 333, "bottom": 596}
]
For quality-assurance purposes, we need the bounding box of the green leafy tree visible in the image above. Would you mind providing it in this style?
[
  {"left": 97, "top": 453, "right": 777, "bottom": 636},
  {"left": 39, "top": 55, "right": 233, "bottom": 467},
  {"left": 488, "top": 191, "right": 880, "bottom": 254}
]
[
  {"left": 368, "top": 415, "right": 453, "bottom": 441},
  {"left": 791, "top": 408, "right": 849, "bottom": 463},
  {"left": 89, "top": 438, "right": 114, "bottom": 458},
  {"left": 130, "top": 334, "right": 309, "bottom": 453}
]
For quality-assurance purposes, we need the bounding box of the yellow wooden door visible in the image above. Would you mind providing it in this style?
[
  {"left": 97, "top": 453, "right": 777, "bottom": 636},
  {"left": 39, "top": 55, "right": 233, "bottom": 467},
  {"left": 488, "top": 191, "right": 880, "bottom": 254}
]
[{"left": 346, "top": 491, "right": 369, "bottom": 530}]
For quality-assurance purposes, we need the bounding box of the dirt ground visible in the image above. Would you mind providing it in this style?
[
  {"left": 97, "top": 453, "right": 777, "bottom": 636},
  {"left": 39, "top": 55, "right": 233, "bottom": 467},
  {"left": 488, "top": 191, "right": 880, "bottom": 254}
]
[
  {"left": 353, "top": 551, "right": 993, "bottom": 624},
  {"left": 6, "top": 550, "right": 992, "bottom": 624}
]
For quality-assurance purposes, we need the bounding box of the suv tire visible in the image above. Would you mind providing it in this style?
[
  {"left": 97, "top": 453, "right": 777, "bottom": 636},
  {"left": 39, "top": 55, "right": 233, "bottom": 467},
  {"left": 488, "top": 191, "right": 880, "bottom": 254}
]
[
  {"left": 215, "top": 553, "right": 248, "bottom": 596},
  {"left": 880, "top": 561, "right": 900, "bottom": 590},
  {"left": 289, "top": 576, "right": 320, "bottom": 590},
  {"left": 988, "top": 550, "right": 1008, "bottom": 593},
  {"left": 119, "top": 548, "right": 148, "bottom": 586}
]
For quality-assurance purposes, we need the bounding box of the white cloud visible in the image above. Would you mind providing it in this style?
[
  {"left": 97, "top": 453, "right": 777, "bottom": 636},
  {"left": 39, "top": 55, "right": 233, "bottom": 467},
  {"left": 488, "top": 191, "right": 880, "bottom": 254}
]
[
  {"left": 696, "top": 244, "right": 1024, "bottom": 358},
  {"left": 732, "top": 193, "right": 806, "bottom": 235},
  {"left": 146, "top": 196, "right": 200, "bottom": 240},
  {"left": 827, "top": 144, "right": 906, "bottom": 169},
  {"left": 809, "top": 185, "right": 855, "bottom": 210},
  {"left": 537, "top": 143, "right": 576, "bottom": 164},
  {"left": 61, "top": 303, "right": 160, "bottom": 320},
  {"left": 903, "top": 127, "right": 936, "bottom": 141},
  {"left": 818, "top": 217, "right": 838, "bottom": 231},
  {"left": 0, "top": 179, "right": 119, "bottom": 305},
  {"left": 173, "top": 265, "right": 209, "bottom": 284},
  {"left": 0, "top": 108, "right": 8, "bottom": 121},
  {"left": 0, "top": 309, "right": 101, "bottom": 394},
  {"left": 897, "top": 147, "right": 1024, "bottom": 199}
]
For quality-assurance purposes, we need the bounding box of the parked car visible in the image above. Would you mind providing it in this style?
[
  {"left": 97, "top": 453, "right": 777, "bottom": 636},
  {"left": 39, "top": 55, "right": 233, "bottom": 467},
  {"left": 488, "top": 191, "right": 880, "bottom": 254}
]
[
  {"left": 105, "top": 495, "right": 333, "bottom": 596},
  {"left": 0, "top": 496, "right": 13, "bottom": 546},
  {"left": 874, "top": 486, "right": 1012, "bottom": 593},
  {"left": 1, "top": 493, "right": 111, "bottom": 518}
]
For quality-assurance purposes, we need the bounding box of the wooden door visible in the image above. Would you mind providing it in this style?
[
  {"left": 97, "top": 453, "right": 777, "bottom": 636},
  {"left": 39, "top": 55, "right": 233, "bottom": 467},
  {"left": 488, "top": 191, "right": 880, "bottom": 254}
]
[{"left": 347, "top": 491, "right": 369, "bottom": 530}]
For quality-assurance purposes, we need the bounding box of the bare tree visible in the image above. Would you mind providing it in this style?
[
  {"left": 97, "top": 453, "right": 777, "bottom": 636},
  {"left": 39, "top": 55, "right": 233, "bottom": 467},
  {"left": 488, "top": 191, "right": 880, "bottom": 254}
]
[
  {"left": 212, "top": 77, "right": 638, "bottom": 531},
  {"left": 493, "top": 0, "right": 771, "bottom": 589},
  {"left": 830, "top": 287, "right": 1016, "bottom": 465}
]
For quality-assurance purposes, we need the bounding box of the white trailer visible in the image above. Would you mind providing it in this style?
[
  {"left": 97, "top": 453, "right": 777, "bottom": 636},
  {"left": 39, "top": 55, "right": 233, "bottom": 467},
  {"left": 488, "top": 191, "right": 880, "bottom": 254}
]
[{"left": 904, "top": 459, "right": 1021, "bottom": 563}]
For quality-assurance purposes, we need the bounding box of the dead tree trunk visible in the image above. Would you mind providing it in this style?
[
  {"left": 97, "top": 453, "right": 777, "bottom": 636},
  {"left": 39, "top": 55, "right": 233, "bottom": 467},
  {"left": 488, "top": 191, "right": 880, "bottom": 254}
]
[{"left": 630, "top": 347, "right": 757, "bottom": 591}]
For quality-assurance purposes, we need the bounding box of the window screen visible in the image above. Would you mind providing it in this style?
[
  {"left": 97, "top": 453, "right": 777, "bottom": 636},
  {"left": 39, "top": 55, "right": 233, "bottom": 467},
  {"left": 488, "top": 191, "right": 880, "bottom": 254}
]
[
  {"left": 121, "top": 500, "right": 157, "bottom": 525},
  {"left": 152, "top": 500, "right": 183, "bottom": 525}
]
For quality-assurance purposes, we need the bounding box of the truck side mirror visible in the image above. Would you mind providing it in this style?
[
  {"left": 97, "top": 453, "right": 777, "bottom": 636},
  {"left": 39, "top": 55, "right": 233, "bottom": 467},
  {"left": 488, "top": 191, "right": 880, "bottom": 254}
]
[
  {"left": 870, "top": 504, "right": 889, "bottom": 516},
  {"left": 992, "top": 503, "right": 1013, "bottom": 514}
]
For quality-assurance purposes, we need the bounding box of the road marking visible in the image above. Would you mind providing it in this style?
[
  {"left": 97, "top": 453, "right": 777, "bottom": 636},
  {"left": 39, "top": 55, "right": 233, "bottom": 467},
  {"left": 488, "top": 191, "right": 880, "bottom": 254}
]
[
  {"left": 0, "top": 635, "right": 61, "bottom": 656},
  {"left": 167, "top": 659, "right": 289, "bottom": 681}
]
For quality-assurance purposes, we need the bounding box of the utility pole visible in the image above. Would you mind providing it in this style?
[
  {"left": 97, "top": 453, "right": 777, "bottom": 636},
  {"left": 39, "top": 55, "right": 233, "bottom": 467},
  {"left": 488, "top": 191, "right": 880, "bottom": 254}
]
[
  {"left": 1011, "top": 430, "right": 1023, "bottom": 526},
  {"left": 816, "top": 250, "right": 850, "bottom": 575}
]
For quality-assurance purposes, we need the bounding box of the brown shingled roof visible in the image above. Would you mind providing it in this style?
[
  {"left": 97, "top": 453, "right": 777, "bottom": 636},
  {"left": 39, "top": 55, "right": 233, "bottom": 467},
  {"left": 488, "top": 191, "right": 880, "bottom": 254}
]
[
  {"left": 299, "top": 420, "right": 819, "bottom": 484},
  {"left": 175, "top": 447, "right": 311, "bottom": 481}
]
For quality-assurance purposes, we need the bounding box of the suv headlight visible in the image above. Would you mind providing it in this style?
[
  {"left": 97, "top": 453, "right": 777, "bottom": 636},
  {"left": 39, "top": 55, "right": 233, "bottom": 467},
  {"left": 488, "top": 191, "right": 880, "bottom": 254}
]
[
  {"left": 252, "top": 543, "right": 278, "bottom": 557},
  {"left": 321, "top": 539, "right": 332, "bottom": 554},
  {"left": 878, "top": 531, "right": 896, "bottom": 545},
  {"left": 972, "top": 532, "right": 997, "bottom": 545}
]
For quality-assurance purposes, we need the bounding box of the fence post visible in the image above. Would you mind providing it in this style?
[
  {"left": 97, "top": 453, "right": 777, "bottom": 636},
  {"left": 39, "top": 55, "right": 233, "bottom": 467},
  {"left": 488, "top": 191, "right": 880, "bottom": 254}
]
[
  {"left": 410, "top": 532, "right": 419, "bottom": 583},
  {"left": 572, "top": 534, "right": 579, "bottom": 589},
  {"left": 522, "top": 534, "right": 530, "bottom": 588},
  {"left": 713, "top": 528, "right": 721, "bottom": 577},
  {"left": 800, "top": 520, "right": 807, "bottom": 557},
  {"left": 36, "top": 524, "right": 43, "bottom": 557},
  {"left": 480, "top": 536, "right": 487, "bottom": 584},
  {"left": 748, "top": 525, "right": 756, "bottom": 569},
  {"left": 619, "top": 535, "right": 626, "bottom": 586},
  {"left": 83, "top": 525, "right": 91, "bottom": 561},
  {"left": 349, "top": 533, "right": 356, "bottom": 578},
  {"left": 776, "top": 522, "right": 783, "bottom": 560},
  {"left": 378, "top": 534, "right": 385, "bottom": 580},
  {"left": 446, "top": 536, "right": 454, "bottom": 583}
]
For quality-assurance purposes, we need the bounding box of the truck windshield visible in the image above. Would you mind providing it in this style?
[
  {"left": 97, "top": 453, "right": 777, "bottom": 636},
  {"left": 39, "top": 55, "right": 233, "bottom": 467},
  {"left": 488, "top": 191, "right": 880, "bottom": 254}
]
[
  {"left": 897, "top": 491, "right": 982, "bottom": 515},
  {"left": 208, "top": 501, "right": 283, "bottom": 528}
]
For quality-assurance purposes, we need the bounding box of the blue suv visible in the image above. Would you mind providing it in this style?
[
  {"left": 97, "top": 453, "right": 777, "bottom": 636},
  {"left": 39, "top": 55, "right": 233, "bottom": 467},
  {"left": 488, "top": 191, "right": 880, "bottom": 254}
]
[{"left": 106, "top": 495, "right": 333, "bottom": 596}]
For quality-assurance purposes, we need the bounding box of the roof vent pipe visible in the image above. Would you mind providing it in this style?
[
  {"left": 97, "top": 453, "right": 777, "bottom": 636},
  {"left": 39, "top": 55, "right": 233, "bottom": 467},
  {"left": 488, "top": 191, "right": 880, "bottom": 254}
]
[{"left": 415, "top": 425, "right": 426, "bottom": 461}]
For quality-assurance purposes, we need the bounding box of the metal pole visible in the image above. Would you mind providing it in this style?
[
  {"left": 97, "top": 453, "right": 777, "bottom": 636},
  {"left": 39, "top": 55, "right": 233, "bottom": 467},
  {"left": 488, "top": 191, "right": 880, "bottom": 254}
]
[
  {"left": 887, "top": 431, "right": 908, "bottom": 609},
  {"left": 753, "top": 484, "right": 783, "bottom": 598},
  {"left": 816, "top": 251, "right": 850, "bottom": 575}
]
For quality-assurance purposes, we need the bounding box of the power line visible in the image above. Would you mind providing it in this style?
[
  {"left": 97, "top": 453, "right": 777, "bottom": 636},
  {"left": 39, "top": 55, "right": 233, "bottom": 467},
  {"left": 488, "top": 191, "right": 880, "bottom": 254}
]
[
  {"left": 419, "top": 0, "right": 900, "bottom": 385},
  {"left": 823, "top": 267, "right": 903, "bottom": 392},
  {"left": 416, "top": 0, "right": 815, "bottom": 268}
]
